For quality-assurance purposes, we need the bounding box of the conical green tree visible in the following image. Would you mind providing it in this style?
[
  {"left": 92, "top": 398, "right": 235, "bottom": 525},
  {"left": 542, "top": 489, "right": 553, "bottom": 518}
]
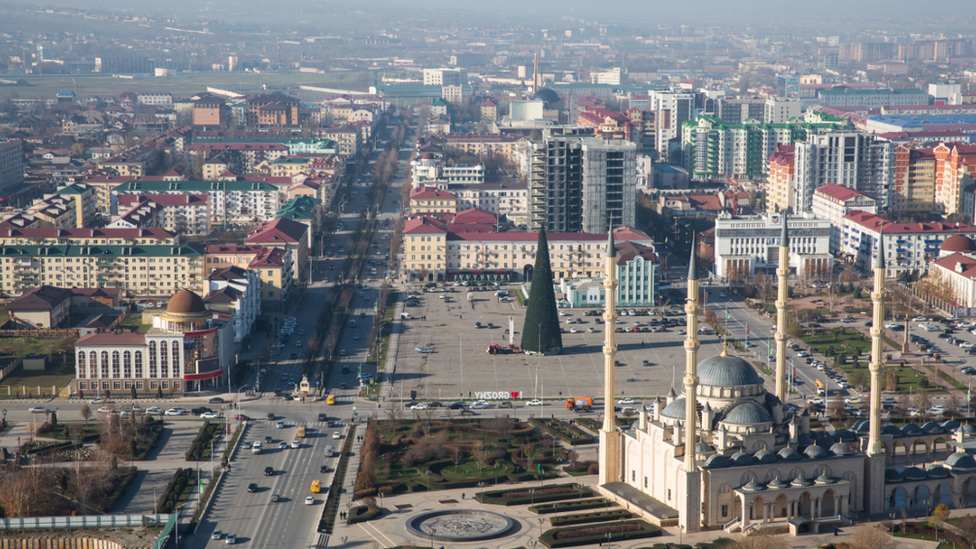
[{"left": 521, "top": 228, "right": 562, "bottom": 355}]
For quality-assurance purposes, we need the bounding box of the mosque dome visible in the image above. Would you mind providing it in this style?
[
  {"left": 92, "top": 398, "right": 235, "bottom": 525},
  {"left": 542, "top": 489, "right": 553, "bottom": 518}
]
[
  {"left": 754, "top": 449, "right": 777, "bottom": 464},
  {"left": 942, "top": 420, "right": 961, "bottom": 431},
  {"left": 791, "top": 473, "right": 813, "bottom": 487},
  {"left": 698, "top": 354, "right": 763, "bottom": 387},
  {"left": 946, "top": 452, "right": 976, "bottom": 470},
  {"left": 832, "top": 429, "right": 857, "bottom": 442},
  {"left": 767, "top": 476, "right": 790, "bottom": 490},
  {"left": 703, "top": 454, "right": 732, "bottom": 469},
  {"left": 696, "top": 442, "right": 715, "bottom": 455},
  {"left": 724, "top": 402, "right": 771, "bottom": 425},
  {"left": 941, "top": 234, "right": 976, "bottom": 253},
  {"left": 902, "top": 467, "right": 927, "bottom": 481},
  {"left": 901, "top": 423, "right": 924, "bottom": 436},
  {"left": 167, "top": 290, "right": 206, "bottom": 314},
  {"left": 884, "top": 469, "right": 904, "bottom": 482},
  {"left": 829, "top": 443, "right": 855, "bottom": 456},
  {"left": 741, "top": 480, "right": 766, "bottom": 492},
  {"left": 814, "top": 472, "right": 835, "bottom": 485},
  {"left": 803, "top": 445, "right": 829, "bottom": 459},
  {"left": 660, "top": 398, "right": 686, "bottom": 420},
  {"left": 882, "top": 425, "right": 903, "bottom": 436},
  {"left": 962, "top": 424, "right": 976, "bottom": 435},
  {"left": 925, "top": 464, "right": 949, "bottom": 478},
  {"left": 777, "top": 447, "right": 802, "bottom": 461},
  {"left": 852, "top": 419, "right": 870, "bottom": 434},
  {"left": 922, "top": 421, "right": 944, "bottom": 434},
  {"left": 730, "top": 451, "right": 755, "bottom": 466},
  {"left": 531, "top": 88, "right": 560, "bottom": 105}
]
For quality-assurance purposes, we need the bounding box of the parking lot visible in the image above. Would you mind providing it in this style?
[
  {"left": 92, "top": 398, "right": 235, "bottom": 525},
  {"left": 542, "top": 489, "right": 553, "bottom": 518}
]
[{"left": 392, "top": 284, "right": 739, "bottom": 408}]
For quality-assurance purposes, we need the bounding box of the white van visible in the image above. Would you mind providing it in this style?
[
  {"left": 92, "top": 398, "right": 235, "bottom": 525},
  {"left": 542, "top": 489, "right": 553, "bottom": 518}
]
[
  {"left": 324, "top": 445, "right": 335, "bottom": 457},
  {"left": 251, "top": 441, "right": 262, "bottom": 454}
]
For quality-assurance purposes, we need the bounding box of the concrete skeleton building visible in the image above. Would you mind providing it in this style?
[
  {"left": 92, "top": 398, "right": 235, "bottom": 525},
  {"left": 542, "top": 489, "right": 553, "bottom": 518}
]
[
  {"left": 599, "top": 216, "right": 976, "bottom": 532},
  {"left": 528, "top": 127, "right": 637, "bottom": 234}
]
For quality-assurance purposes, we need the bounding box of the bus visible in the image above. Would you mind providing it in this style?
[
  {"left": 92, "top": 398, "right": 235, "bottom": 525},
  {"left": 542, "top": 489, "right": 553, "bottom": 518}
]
[
  {"left": 296, "top": 426, "right": 306, "bottom": 438},
  {"left": 326, "top": 394, "right": 336, "bottom": 405},
  {"left": 815, "top": 379, "right": 825, "bottom": 396}
]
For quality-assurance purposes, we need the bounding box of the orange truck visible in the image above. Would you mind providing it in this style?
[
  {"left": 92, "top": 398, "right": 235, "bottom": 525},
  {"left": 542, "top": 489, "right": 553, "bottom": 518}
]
[{"left": 566, "top": 397, "right": 593, "bottom": 410}]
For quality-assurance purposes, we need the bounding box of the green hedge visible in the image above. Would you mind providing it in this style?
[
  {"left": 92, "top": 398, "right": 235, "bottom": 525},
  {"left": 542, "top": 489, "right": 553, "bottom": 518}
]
[
  {"left": 531, "top": 498, "right": 617, "bottom": 514},
  {"left": 102, "top": 466, "right": 138, "bottom": 513},
  {"left": 549, "top": 509, "right": 632, "bottom": 526},
  {"left": 347, "top": 504, "right": 382, "bottom": 524},
  {"left": 476, "top": 483, "right": 593, "bottom": 506},
  {"left": 539, "top": 520, "right": 662, "bottom": 548},
  {"left": 185, "top": 421, "right": 222, "bottom": 461},
  {"left": 633, "top": 541, "right": 734, "bottom": 549},
  {"left": 528, "top": 418, "right": 594, "bottom": 445},
  {"left": 156, "top": 468, "right": 198, "bottom": 514}
]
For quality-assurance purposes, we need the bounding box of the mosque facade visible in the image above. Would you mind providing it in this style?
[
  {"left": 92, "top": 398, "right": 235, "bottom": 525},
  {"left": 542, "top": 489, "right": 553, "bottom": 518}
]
[{"left": 598, "top": 218, "right": 976, "bottom": 534}]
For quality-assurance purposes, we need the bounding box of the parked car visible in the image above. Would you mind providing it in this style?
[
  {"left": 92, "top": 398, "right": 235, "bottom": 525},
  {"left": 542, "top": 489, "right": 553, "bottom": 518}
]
[{"left": 527, "top": 399, "right": 544, "bottom": 406}]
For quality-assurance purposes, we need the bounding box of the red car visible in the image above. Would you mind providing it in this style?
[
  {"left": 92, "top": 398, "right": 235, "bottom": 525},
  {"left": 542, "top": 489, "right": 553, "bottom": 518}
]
[{"left": 234, "top": 414, "right": 250, "bottom": 421}]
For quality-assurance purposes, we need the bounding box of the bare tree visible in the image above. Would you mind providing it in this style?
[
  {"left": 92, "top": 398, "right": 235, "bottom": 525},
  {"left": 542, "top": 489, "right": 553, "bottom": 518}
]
[
  {"left": 80, "top": 404, "right": 92, "bottom": 424},
  {"left": 734, "top": 528, "right": 790, "bottom": 549},
  {"left": 848, "top": 524, "right": 896, "bottom": 549},
  {"left": 914, "top": 387, "right": 930, "bottom": 412},
  {"left": 449, "top": 446, "right": 464, "bottom": 473},
  {"left": 383, "top": 406, "right": 403, "bottom": 431}
]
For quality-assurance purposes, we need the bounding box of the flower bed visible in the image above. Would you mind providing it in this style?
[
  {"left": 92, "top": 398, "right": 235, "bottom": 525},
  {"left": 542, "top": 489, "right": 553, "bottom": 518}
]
[
  {"left": 539, "top": 520, "right": 661, "bottom": 548},
  {"left": 530, "top": 498, "right": 617, "bottom": 515},
  {"left": 528, "top": 418, "right": 594, "bottom": 445},
  {"left": 549, "top": 509, "right": 632, "bottom": 526},
  {"left": 476, "top": 483, "right": 592, "bottom": 506}
]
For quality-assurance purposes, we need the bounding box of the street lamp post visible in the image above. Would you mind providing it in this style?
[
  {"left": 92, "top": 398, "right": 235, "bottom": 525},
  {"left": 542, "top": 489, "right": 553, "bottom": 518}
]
[
  {"left": 537, "top": 517, "right": 544, "bottom": 540},
  {"left": 494, "top": 462, "right": 500, "bottom": 485},
  {"left": 429, "top": 527, "right": 435, "bottom": 549}
]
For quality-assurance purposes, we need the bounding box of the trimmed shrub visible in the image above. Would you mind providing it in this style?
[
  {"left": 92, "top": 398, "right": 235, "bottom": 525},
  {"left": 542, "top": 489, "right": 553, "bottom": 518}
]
[
  {"left": 540, "top": 520, "right": 662, "bottom": 548},
  {"left": 347, "top": 504, "right": 382, "bottom": 524},
  {"left": 550, "top": 509, "right": 632, "bottom": 526}
]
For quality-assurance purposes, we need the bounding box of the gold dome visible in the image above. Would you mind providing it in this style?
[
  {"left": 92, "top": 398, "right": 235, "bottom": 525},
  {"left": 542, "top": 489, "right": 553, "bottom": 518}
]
[{"left": 167, "top": 290, "right": 206, "bottom": 315}]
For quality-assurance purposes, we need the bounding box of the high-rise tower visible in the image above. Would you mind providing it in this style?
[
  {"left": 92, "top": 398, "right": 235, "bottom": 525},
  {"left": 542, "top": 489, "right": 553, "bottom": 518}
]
[
  {"left": 865, "top": 226, "right": 887, "bottom": 512},
  {"left": 679, "top": 244, "right": 702, "bottom": 533},
  {"left": 774, "top": 215, "right": 789, "bottom": 401},
  {"left": 598, "top": 227, "right": 622, "bottom": 486}
]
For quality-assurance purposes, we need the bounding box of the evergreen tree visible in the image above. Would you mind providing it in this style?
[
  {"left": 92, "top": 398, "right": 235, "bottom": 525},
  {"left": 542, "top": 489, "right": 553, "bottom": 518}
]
[{"left": 521, "top": 228, "right": 562, "bottom": 355}]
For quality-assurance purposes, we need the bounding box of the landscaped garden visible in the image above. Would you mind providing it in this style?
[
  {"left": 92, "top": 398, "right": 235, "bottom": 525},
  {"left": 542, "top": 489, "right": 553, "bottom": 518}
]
[{"left": 354, "top": 417, "right": 581, "bottom": 497}]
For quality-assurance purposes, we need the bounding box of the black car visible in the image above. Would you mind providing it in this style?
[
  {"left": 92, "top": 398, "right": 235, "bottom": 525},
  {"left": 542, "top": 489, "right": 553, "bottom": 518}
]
[
  {"left": 274, "top": 390, "right": 282, "bottom": 396},
  {"left": 265, "top": 435, "right": 273, "bottom": 443},
  {"left": 267, "top": 412, "right": 275, "bottom": 420},
  {"left": 320, "top": 465, "right": 329, "bottom": 473},
  {"left": 247, "top": 483, "right": 258, "bottom": 493},
  {"left": 428, "top": 401, "right": 443, "bottom": 408},
  {"left": 448, "top": 402, "right": 466, "bottom": 410},
  {"left": 264, "top": 467, "right": 274, "bottom": 476},
  {"left": 318, "top": 413, "right": 327, "bottom": 421},
  {"left": 208, "top": 397, "right": 224, "bottom": 404}
]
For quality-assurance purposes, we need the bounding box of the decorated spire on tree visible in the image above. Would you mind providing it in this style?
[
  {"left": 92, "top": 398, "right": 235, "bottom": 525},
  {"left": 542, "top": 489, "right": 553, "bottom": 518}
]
[{"left": 521, "top": 227, "right": 563, "bottom": 355}]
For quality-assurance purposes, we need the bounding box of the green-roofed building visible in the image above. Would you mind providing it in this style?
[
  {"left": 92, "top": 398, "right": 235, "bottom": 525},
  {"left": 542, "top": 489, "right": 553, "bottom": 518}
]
[
  {"left": 275, "top": 195, "right": 321, "bottom": 244},
  {"left": 680, "top": 116, "right": 850, "bottom": 181},
  {"left": 193, "top": 137, "right": 337, "bottom": 155},
  {"left": 0, "top": 244, "right": 203, "bottom": 298},
  {"left": 110, "top": 180, "right": 283, "bottom": 226}
]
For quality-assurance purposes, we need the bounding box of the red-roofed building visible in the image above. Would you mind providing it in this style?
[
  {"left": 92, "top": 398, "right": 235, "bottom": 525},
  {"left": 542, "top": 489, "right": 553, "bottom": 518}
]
[
  {"left": 410, "top": 186, "right": 457, "bottom": 214},
  {"left": 203, "top": 244, "right": 293, "bottom": 305},
  {"left": 930, "top": 252, "right": 976, "bottom": 309},
  {"left": 246, "top": 218, "right": 309, "bottom": 282},
  {"left": 576, "top": 108, "right": 636, "bottom": 143},
  {"left": 0, "top": 227, "right": 176, "bottom": 246},
  {"left": 842, "top": 210, "right": 976, "bottom": 274},
  {"left": 480, "top": 98, "right": 498, "bottom": 123},
  {"left": 812, "top": 184, "right": 878, "bottom": 253}
]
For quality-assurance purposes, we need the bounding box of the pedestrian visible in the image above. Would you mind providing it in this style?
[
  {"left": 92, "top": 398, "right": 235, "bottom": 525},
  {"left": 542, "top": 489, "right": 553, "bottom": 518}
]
[{"left": 641, "top": 341, "right": 644, "bottom": 347}]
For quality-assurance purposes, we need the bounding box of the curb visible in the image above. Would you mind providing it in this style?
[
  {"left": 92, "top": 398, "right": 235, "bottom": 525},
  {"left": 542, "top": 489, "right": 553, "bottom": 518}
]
[{"left": 192, "top": 420, "right": 248, "bottom": 536}]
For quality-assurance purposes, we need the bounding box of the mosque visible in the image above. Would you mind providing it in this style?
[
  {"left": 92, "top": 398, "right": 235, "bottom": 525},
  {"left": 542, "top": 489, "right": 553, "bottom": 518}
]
[{"left": 597, "top": 218, "right": 976, "bottom": 534}]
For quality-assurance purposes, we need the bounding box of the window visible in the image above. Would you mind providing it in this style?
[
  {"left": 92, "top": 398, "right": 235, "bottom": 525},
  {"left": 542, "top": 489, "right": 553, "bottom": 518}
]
[
  {"left": 161, "top": 381, "right": 169, "bottom": 389},
  {"left": 160, "top": 342, "right": 169, "bottom": 378},
  {"left": 78, "top": 352, "right": 86, "bottom": 378},
  {"left": 644, "top": 477, "right": 648, "bottom": 488},
  {"left": 149, "top": 342, "right": 157, "bottom": 378},
  {"left": 136, "top": 381, "right": 143, "bottom": 390},
  {"left": 123, "top": 351, "right": 131, "bottom": 378},
  {"left": 172, "top": 341, "right": 181, "bottom": 378},
  {"left": 134, "top": 351, "right": 143, "bottom": 378},
  {"left": 89, "top": 351, "right": 97, "bottom": 379},
  {"left": 113, "top": 381, "right": 121, "bottom": 390},
  {"left": 100, "top": 351, "right": 109, "bottom": 378},
  {"left": 79, "top": 381, "right": 87, "bottom": 390},
  {"left": 721, "top": 505, "right": 729, "bottom": 518},
  {"left": 150, "top": 381, "right": 157, "bottom": 389},
  {"left": 667, "top": 489, "right": 672, "bottom": 501},
  {"left": 632, "top": 471, "right": 636, "bottom": 482}
]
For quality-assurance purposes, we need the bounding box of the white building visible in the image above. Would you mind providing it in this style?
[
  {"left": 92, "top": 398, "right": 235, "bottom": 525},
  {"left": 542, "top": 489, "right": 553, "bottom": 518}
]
[
  {"left": 649, "top": 90, "right": 697, "bottom": 162},
  {"left": 589, "top": 67, "right": 623, "bottom": 86},
  {"left": 764, "top": 98, "right": 801, "bottom": 124},
  {"left": 137, "top": 93, "right": 174, "bottom": 107},
  {"left": 423, "top": 68, "right": 466, "bottom": 87},
  {"left": 794, "top": 132, "right": 893, "bottom": 211},
  {"left": 204, "top": 266, "right": 260, "bottom": 344},
  {"left": 810, "top": 184, "right": 877, "bottom": 254},
  {"left": 714, "top": 212, "right": 832, "bottom": 279},
  {"left": 453, "top": 182, "right": 528, "bottom": 222},
  {"left": 842, "top": 210, "right": 976, "bottom": 276}
]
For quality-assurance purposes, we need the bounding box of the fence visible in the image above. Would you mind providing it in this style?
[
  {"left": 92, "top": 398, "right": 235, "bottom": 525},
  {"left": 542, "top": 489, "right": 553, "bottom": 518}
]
[
  {"left": 0, "top": 329, "right": 78, "bottom": 338},
  {"left": 0, "top": 514, "right": 172, "bottom": 530}
]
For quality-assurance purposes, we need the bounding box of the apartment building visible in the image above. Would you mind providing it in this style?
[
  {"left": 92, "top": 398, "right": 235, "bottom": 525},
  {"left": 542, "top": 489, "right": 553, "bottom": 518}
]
[
  {"left": 192, "top": 94, "right": 226, "bottom": 129},
  {"left": 794, "top": 132, "right": 894, "bottom": 212},
  {"left": 714, "top": 212, "right": 832, "bottom": 279},
  {"left": 681, "top": 116, "right": 847, "bottom": 182},
  {"left": 764, "top": 98, "right": 802, "bottom": 124},
  {"left": 245, "top": 218, "right": 309, "bottom": 283},
  {"left": 322, "top": 126, "right": 362, "bottom": 157},
  {"left": 117, "top": 193, "right": 210, "bottom": 235},
  {"left": 0, "top": 227, "right": 176, "bottom": 247},
  {"left": 933, "top": 143, "right": 976, "bottom": 216},
  {"left": 204, "top": 266, "right": 260, "bottom": 343},
  {"left": 528, "top": 128, "right": 637, "bottom": 234},
  {"left": 814, "top": 87, "right": 931, "bottom": 108},
  {"left": 204, "top": 245, "right": 293, "bottom": 307},
  {"left": 0, "top": 139, "right": 24, "bottom": 193},
  {"left": 454, "top": 182, "right": 527, "bottom": 221},
  {"left": 649, "top": 90, "right": 696, "bottom": 162},
  {"left": 107, "top": 199, "right": 160, "bottom": 230},
  {"left": 810, "top": 184, "right": 878, "bottom": 254},
  {"left": 443, "top": 135, "right": 526, "bottom": 166},
  {"left": 715, "top": 97, "right": 766, "bottom": 124},
  {"left": 188, "top": 141, "right": 290, "bottom": 174},
  {"left": 0, "top": 243, "right": 203, "bottom": 297},
  {"left": 403, "top": 218, "right": 653, "bottom": 282},
  {"left": 246, "top": 95, "right": 300, "bottom": 127},
  {"left": 841, "top": 210, "right": 976, "bottom": 276},
  {"left": 767, "top": 145, "right": 796, "bottom": 213},
  {"left": 28, "top": 196, "right": 76, "bottom": 228},
  {"left": 111, "top": 180, "right": 282, "bottom": 225},
  {"left": 410, "top": 154, "right": 484, "bottom": 187},
  {"left": 137, "top": 93, "right": 174, "bottom": 107},
  {"left": 891, "top": 145, "right": 938, "bottom": 214},
  {"left": 47, "top": 183, "right": 98, "bottom": 228},
  {"left": 423, "top": 68, "right": 466, "bottom": 86},
  {"left": 409, "top": 187, "right": 457, "bottom": 214}
]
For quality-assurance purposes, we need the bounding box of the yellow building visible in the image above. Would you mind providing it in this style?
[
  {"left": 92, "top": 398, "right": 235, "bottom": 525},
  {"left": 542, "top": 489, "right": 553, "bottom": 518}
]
[
  {"left": 409, "top": 187, "right": 457, "bottom": 214},
  {"left": 204, "top": 245, "right": 294, "bottom": 306}
]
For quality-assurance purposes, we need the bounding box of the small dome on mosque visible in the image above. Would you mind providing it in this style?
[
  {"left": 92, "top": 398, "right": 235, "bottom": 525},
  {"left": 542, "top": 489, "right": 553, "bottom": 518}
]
[
  {"left": 832, "top": 429, "right": 857, "bottom": 442},
  {"left": 777, "top": 447, "right": 802, "bottom": 461},
  {"left": 884, "top": 469, "right": 904, "bottom": 482},
  {"left": 660, "top": 398, "right": 686, "bottom": 420},
  {"left": 902, "top": 467, "right": 927, "bottom": 481},
  {"left": 882, "top": 425, "right": 903, "bottom": 436},
  {"left": 754, "top": 449, "right": 777, "bottom": 464},
  {"left": 791, "top": 473, "right": 813, "bottom": 487},
  {"left": 730, "top": 451, "right": 755, "bottom": 466},
  {"left": 829, "top": 443, "right": 855, "bottom": 456},
  {"left": 946, "top": 452, "right": 976, "bottom": 470},
  {"left": 922, "top": 421, "right": 944, "bottom": 434},
  {"left": 925, "top": 464, "right": 949, "bottom": 478},
  {"left": 703, "top": 454, "right": 731, "bottom": 469},
  {"left": 803, "top": 445, "right": 828, "bottom": 459},
  {"left": 724, "top": 402, "right": 771, "bottom": 425},
  {"left": 901, "top": 423, "right": 924, "bottom": 436}
]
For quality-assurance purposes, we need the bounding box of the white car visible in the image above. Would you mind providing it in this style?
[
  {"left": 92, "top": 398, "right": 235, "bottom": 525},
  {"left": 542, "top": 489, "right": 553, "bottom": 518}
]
[
  {"left": 617, "top": 398, "right": 636, "bottom": 405},
  {"left": 570, "top": 327, "right": 579, "bottom": 333},
  {"left": 471, "top": 402, "right": 490, "bottom": 409},
  {"left": 98, "top": 406, "right": 113, "bottom": 414},
  {"left": 28, "top": 406, "right": 49, "bottom": 413},
  {"left": 526, "top": 399, "right": 544, "bottom": 406},
  {"left": 305, "top": 496, "right": 315, "bottom": 505},
  {"left": 146, "top": 407, "right": 163, "bottom": 414},
  {"left": 291, "top": 440, "right": 300, "bottom": 449},
  {"left": 806, "top": 398, "right": 824, "bottom": 406},
  {"left": 409, "top": 403, "right": 428, "bottom": 410},
  {"left": 332, "top": 432, "right": 341, "bottom": 439},
  {"left": 225, "top": 534, "right": 236, "bottom": 545},
  {"left": 164, "top": 408, "right": 185, "bottom": 416},
  {"left": 89, "top": 398, "right": 105, "bottom": 404},
  {"left": 588, "top": 327, "right": 597, "bottom": 333},
  {"left": 276, "top": 421, "right": 285, "bottom": 429},
  {"left": 415, "top": 346, "right": 434, "bottom": 353},
  {"left": 201, "top": 412, "right": 221, "bottom": 419},
  {"left": 212, "top": 530, "right": 223, "bottom": 540}
]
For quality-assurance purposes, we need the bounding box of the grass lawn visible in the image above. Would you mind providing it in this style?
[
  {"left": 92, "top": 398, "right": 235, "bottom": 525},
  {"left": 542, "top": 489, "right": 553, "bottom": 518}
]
[
  {"left": 0, "top": 335, "right": 75, "bottom": 358},
  {"left": 437, "top": 459, "right": 496, "bottom": 479},
  {"left": 0, "top": 360, "right": 76, "bottom": 397},
  {"left": 801, "top": 329, "right": 871, "bottom": 357}
]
